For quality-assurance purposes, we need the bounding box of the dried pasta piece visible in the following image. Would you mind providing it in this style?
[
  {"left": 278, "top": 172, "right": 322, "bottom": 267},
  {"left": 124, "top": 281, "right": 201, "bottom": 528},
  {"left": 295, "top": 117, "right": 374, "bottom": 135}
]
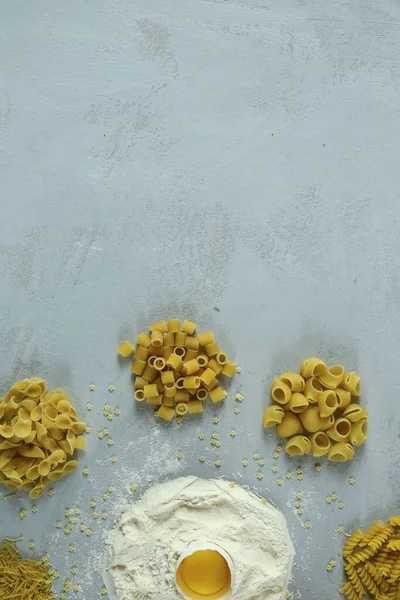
[
  {"left": 328, "top": 442, "right": 355, "bottom": 462},
  {"left": 131, "top": 358, "right": 147, "bottom": 376},
  {"left": 343, "top": 404, "right": 369, "bottom": 423},
  {"left": 342, "top": 372, "right": 361, "bottom": 396},
  {"left": 176, "top": 403, "right": 189, "bottom": 416},
  {"left": 310, "top": 432, "right": 331, "bottom": 457},
  {"left": 209, "top": 387, "right": 226, "bottom": 404},
  {"left": 350, "top": 419, "right": 368, "bottom": 446},
  {"left": 204, "top": 342, "right": 219, "bottom": 357},
  {"left": 271, "top": 379, "right": 292, "bottom": 405},
  {"left": 136, "top": 333, "right": 151, "bottom": 348},
  {"left": 222, "top": 361, "right": 236, "bottom": 377},
  {"left": 198, "top": 332, "right": 215, "bottom": 346},
  {"left": 181, "top": 320, "right": 197, "bottom": 334},
  {"left": 318, "top": 365, "right": 345, "bottom": 389},
  {"left": 318, "top": 390, "right": 338, "bottom": 417},
  {"left": 327, "top": 418, "right": 352, "bottom": 443},
  {"left": 263, "top": 405, "right": 285, "bottom": 428},
  {"left": 280, "top": 372, "right": 306, "bottom": 393},
  {"left": 156, "top": 405, "right": 175, "bottom": 422},
  {"left": 276, "top": 413, "right": 303, "bottom": 438},
  {"left": 299, "top": 406, "right": 321, "bottom": 433},
  {"left": 300, "top": 357, "right": 327, "bottom": 379},
  {"left": 319, "top": 414, "right": 335, "bottom": 432},
  {"left": 135, "top": 345, "right": 149, "bottom": 362},
  {"left": 285, "top": 435, "right": 311, "bottom": 456},
  {"left": 286, "top": 393, "right": 308, "bottom": 413},
  {"left": 188, "top": 400, "right": 203, "bottom": 414},
  {"left": 149, "top": 321, "right": 168, "bottom": 333}
]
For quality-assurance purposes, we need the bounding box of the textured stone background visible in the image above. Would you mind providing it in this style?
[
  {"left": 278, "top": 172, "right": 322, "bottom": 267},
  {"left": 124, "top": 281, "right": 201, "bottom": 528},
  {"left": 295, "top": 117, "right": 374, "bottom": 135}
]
[{"left": 0, "top": 1, "right": 399, "bottom": 598}]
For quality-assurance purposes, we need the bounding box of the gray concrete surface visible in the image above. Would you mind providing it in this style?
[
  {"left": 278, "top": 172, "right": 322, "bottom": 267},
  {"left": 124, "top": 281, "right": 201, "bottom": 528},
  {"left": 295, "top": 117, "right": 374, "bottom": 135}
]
[{"left": 0, "top": 1, "right": 399, "bottom": 598}]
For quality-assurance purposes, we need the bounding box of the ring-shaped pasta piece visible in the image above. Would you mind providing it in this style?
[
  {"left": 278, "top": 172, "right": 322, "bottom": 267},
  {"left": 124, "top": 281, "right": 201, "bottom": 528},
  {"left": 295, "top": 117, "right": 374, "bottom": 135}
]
[
  {"left": 280, "top": 372, "right": 305, "bottom": 393},
  {"left": 318, "top": 390, "right": 338, "bottom": 417},
  {"left": 300, "top": 358, "right": 327, "bottom": 379},
  {"left": 327, "top": 418, "right": 352, "bottom": 442},
  {"left": 286, "top": 393, "right": 309, "bottom": 413},
  {"left": 150, "top": 330, "right": 163, "bottom": 348},
  {"left": 285, "top": 435, "right": 311, "bottom": 456},
  {"left": 271, "top": 379, "right": 292, "bottom": 405},
  {"left": 335, "top": 388, "right": 352, "bottom": 410},
  {"left": 299, "top": 406, "right": 321, "bottom": 433},
  {"left": 328, "top": 442, "right": 355, "bottom": 462},
  {"left": 318, "top": 365, "right": 345, "bottom": 389},
  {"left": 342, "top": 372, "right": 361, "bottom": 396},
  {"left": 310, "top": 432, "right": 331, "bottom": 456},
  {"left": 343, "top": 404, "right": 369, "bottom": 423},
  {"left": 276, "top": 413, "right": 303, "bottom": 438},
  {"left": 176, "top": 403, "right": 189, "bottom": 416},
  {"left": 350, "top": 419, "right": 368, "bottom": 445},
  {"left": 196, "top": 388, "right": 208, "bottom": 401},
  {"left": 263, "top": 405, "right": 285, "bottom": 428}
]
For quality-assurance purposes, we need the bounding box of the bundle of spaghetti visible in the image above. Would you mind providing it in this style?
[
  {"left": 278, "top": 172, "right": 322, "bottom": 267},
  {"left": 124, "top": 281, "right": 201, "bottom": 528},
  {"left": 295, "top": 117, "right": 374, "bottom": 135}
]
[
  {"left": 0, "top": 539, "right": 55, "bottom": 600},
  {"left": 341, "top": 516, "right": 400, "bottom": 600}
]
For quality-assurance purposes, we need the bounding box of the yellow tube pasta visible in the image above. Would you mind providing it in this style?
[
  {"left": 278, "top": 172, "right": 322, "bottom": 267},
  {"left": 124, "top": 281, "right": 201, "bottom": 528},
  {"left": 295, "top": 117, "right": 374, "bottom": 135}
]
[
  {"left": 161, "top": 371, "right": 175, "bottom": 385},
  {"left": 188, "top": 400, "right": 203, "bottom": 414},
  {"left": 196, "top": 388, "right": 208, "bottom": 401},
  {"left": 300, "top": 357, "right": 327, "bottom": 379},
  {"left": 271, "top": 379, "right": 292, "bottom": 405},
  {"left": 328, "top": 442, "right": 355, "bottom": 462},
  {"left": 156, "top": 405, "right": 175, "bottom": 421},
  {"left": 222, "top": 361, "right": 236, "bottom": 377},
  {"left": 181, "top": 320, "right": 197, "bottom": 335},
  {"left": 149, "top": 320, "right": 168, "bottom": 333},
  {"left": 280, "top": 372, "right": 305, "bottom": 393},
  {"left": 285, "top": 435, "right": 311, "bottom": 456},
  {"left": 167, "top": 319, "right": 180, "bottom": 333},
  {"left": 342, "top": 371, "right": 361, "bottom": 396},
  {"left": 276, "top": 413, "right": 303, "bottom": 438},
  {"left": 209, "top": 387, "right": 226, "bottom": 403},
  {"left": 299, "top": 406, "right": 321, "bottom": 433},
  {"left": 318, "top": 365, "right": 345, "bottom": 389},
  {"left": 163, "top": 332, "right": 175, "bottom": 347},
  {"left": 142, "top": 365, "right": 158, "bottom": 382},
  {"left": 150, "top": 330, "right": 163, "bottom": 348},
  {"left": 175, "top": 332, "right": 187, "bottom": 347},
  {"left": 176, "top": 390, "right": 189, "bottom": 403},
  {"left": 286, "top": 393, "right": 308, "bottom": 413},
  {"left": 176, "top": 403, "right": 189, "bottom": 416},
  {"left": 216, "top": 352, "right": 228, "bottom": 366},
  {"left": 118, "top": 340, "right": 134, "bottom": 358},
  {"left": 327, "top": 418, "right": 352, "bottom": 442},
  {"left": 198, "top": 332, "right": 215, "bottom": 346},
  {"left": 204, "top": 342, "right": 219, "bottom": 357},
  {"left": 350, "top": 419, "right": 368, "bottom": 445},
  {"left": 131, "top": 358, "right": 147, "bottom": 376},
  {"left": 208, "top": 359, "right": 223, "bottom": 375},
  {"left": 185, "top": 336, "right": 200, "bottom": 351},
  {"left": 262, "top": 405, "right": 285, "bottom": 428},
  {"left": 318, "top": 390, "right": 338, "bottom": 417},
  {"left": 310, "top": 432, "right": 331, "bottom": 456},
  {"left": 200, "top": 368, "right": 216, "bottom": 387},
  {"left": 166, "top": 354, "right": 183, "bottom": 371},
  {"left": 163, "top": 382, "right": 177, "bottom": 398},
  {"left": 136, "top": 333, "right": 151, "bottom": 348},
  {"left": 143, "top": 384, "right": 158, "bottom": 398},
  {"left": 184, "top": 376, "right": 200, "bottom": 389},
  {"left": 154, "top": 357, "right": 166, "bottom": 371},
  {"left": 183, "top": 359, "right": 200, "bottom": 375}
]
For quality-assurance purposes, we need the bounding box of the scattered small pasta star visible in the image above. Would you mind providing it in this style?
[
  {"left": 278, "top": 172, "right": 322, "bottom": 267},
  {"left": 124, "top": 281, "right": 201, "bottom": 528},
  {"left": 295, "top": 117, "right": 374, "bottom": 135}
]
[
  {"left": 85, "top": 426, "right": 91, "bottom": 433},
  {"left": 314, "top": 464, "right": 321, "bottom": 472},
  {"left": 214, "top": 440, "right": 221, "bottom": 448},
  {"left": 286, "top": 472, "right": 292, "bottom": 480},
  {"left": 284, "top": 592, "right": 291, "bottom": 599},
  {"left": 74, "top": 508, "right": 81, "bottom": 515},
  {"left": 101, "top": 512, "right": 108, "bottom": 520},
  {"left": 258, "top": 459, "right": 265, "bottom": 466},
  {"left": 242, "top": 459, "right": 248, "bottom": 467},
  {"left": 65, "top": 509, "right": 71, "bottom": 517},
  {"left": 229, "top": 482, "right": 235, "bottom": 488},
  {"left": 234, "top": 407, "right": 240, "bottom": 414},
  {"left": 297, "top": 474, "right": 303, "bottom": 481},
  {"left": 56, "top": 521, "right": 62, "bottom": 528},
  {"left": 296, "top": 467, "right": 302, "bottom": 474},
  {"left": 101, "top": 588, "right": 107, "bottom": 595},
  {"left": 89, "top": 384, "right": 95, "bottom": 391},
  {"left": 326, "top": 496, "right": 332, "bottom": 504},
  {"left": 79, "top": 525, "right": 86, "bottom": 532},
  {"left": 108, "top": 486, "right": 114, "bottom": 493},
  {"left": 69, "top": 517, "right": 77, "bottom": 524},
  {"left": 338, "top": 501, "right": 345, "bottom": 509},
  {"left": 73, "top": 584, "right": 80, "bottom": 592},
  {"left": 48, "top": 488, "right": 55, "bottom": 496},
  {"left": 177, "top": 451, "right": 184, "bottom": 459},
  {"left": 103, "top": 428, "right": 109, "bottom": 435},
  {"left": 326, "top": 563, "right": 333, "bottom": 572},
  {"left": 271, "top": 465, "right": 278, "bottom": 473},
  {"left": 276, "top": 445, "right": 283, "bottom": 452},
  {"left": 68, "top": 545, "right": 75, "bottom": 553},
  {"left": 337, "top": 526, "right": 344, "bottom": 534},
  {"left": 114, "top": 408, "right": 120, "bottom": 416},
  {"left": 261, "top": 498, "right": 267, "bottom": 505},
  {"left": 130, "top": 483, "right": 137, "bottom": 492},
  {"left": 64, "top": 581, "right": 71, "bottom": 592},
  {"left": 28, "top": 541, "right": 35, "bottom": 549},
  {"left": 199, "top": 456, "right": 205, "bottom": 463},
  {"left": 92, "top": 512, "right": 99, "bottom": 519},
  {"left": 64, "top": 526, "right": 72, "bottom": 534},
  {"left": 83, "top": 467, "right": 89, "bottom": 476},
  {"left": 257, "top": 472, "right": 263, "bottom": 480},
  {"left": 31, "top": 505, "right": 38, "bottom": 513},
  {"left": 276, "top": 478, "right": 284, "bottom": 486},
  {"left": 60, "top": 594, "right": 65, "bottom": 600},
  {"left": 108, "top": 385, "right": 115, "bottom": 392},
  {"left": 330, "top": 560, "right": 336, "bottom": 567},
  {"left": 199, "top": 433, "right": 205, "bottom": 440},
  {"left": 107, "top": 414, "right": 113, "bottom": 421},
  {"left": 176, "top": 416, "right": 183, "bottom": 423},
  {"left": 71, "top": 567, "right": 77, "bottom": 575},
  {"left": 235, "top": 393, "right": 243, "bottom": 402},
  {"left": 213, "top": 417, "right": 219, "bottom": 424},
  {"left": 107, "top": 439, "right": 114, "bottom": 446},
  {"left": 90, "top": 500, "right": 96, "bottom": 508},
  {"left": 230, "top": 429, "right": 237, "bottom": 437},
  {"left": 304, "top": 521, "right": 311, "bottom": 529},
  {"left": 273, "top": 452, "right": 279, "bottom": 459},
  {"left": 86, "top": 403, "right": 93, "bottom": 410},
  {"left": 98, "top": 432, "right": 104, "bottom": 439},
  {"left": 211, "top": 433, "right": 218, "bottom": 439},
  {"left": 215, "top": 460, "right": 222, "bottom": 467},
  {"left": 253, "top": 453, "right": 259, "bottom": 460},
  {"left": 102, "top": 494, "right": 109, "bottom": 501},
  {"left": 297, "top": 508, "right": 303, "bottom": 515},
  {"left": 348, "top": 477, "right": 356, "bottom": 485},
  {"left": 296, "top": 492, "right": 303, "bottom": 499},
  {"left": 103, "top": 405, "right": 111, "bottom": 415},
  {"left": 110, "top": 456, "right": 117, "bottom": 463},
  {"left": 294, "top": 501, "right": 301, "bottom": 509},
  {"left": 19, "top": 509, "right": 27, "bottom": 519},
  {"left": 85, "top": 529, "right": 92, "bottom": 537},
  {"left": 235, "top": 366, "right": 242, "bottom": 373}
]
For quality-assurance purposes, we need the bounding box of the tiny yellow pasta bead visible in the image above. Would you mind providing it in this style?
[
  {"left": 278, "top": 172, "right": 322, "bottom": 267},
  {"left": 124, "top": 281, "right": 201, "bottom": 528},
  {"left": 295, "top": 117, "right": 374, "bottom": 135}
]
[
  {"left": 150, "top": 330, "right": 163, "bottom": 348},
  {"left": 117, "top": 341, "right": 134, "bottom": 358},
  {"left": 299, "top": 406, "right": 321, "bottom": 433},
  {"left": 318, "top": 390, "right": 338, "bottom": 417},
  {"left": 310, "top": 432, "right": 331, "bottom": 457},
  {"left": 153, "top": 357, "right": 166, "bottom": 371},
  {"left": 304, "top": 377, "right": 323, "bottom": 404},
  {"left": 280, "top": 372, "right": 305, "bottom": 393},
  {"left": 209, "top": 387, "right": 226, "bottom": 404},
  {"left": 262, "top": 405, "right": 285, "bottom": 428},
  {"left": 166, "top": 354, "right": 183, "bottom": 371},
  {"left": 222, "top": 361, "right": 236, "bottom": 377},
  {"left": 271, "top": 379, "right": 292, "bottom": 405},
  {"left": 286, "top": 393, "right": 309, "bottom": 413},
  {"left": 343, "top": 404, "right": 369, "bottom": 423},
  {"left": 342, "top": 372, "right": 361, "bottom": 397},
  {"left": 328, "top": 442, "right": 355, "bottom": 462},
  {"left": 204, "top": 342, "right": 219, "bottom": 357},
  {"left": 156, "top": 405, "right": 175, "bottom": 422},
  {"left": 335, "top": 388, "right": 352, "bottom": 410},
  {"left": 196, "top": 388, "right": 208, "bottom": 401},
  {"left": 184, "top": 376, "right": 201, "bottom": 390},
  {"left": 134, "top": 345, "right": 150, "bottom": 362},
  {"left": 131, "top": 358, "right": 147, "bottom": 376},
  {"left": 208, "top": 358, "right": 223, "bottom": 375},
  {"left": 175, "top": 332, "right": 187, "bottom": 347},
  {"left": 136, "top": 333, "right": 151, "bottom": 348},
  {"left": 327, "top": 418, "right": 352, "bottom": 442},
  {"left": 167, "top": 319, "right": 180, "bottom": 333},
  {"left": 149, "top": 344, "right": 163, "bottom": 357},
  {"left": 285, "top": 435, "right": 311, "bottom": 456},
  {"left": 149, "top": 320, "right": 168, "bottom": 333},
  {"left": 276, "top": 413, "right": 303, "bottom": 438},
  {"left": 200, "top": 368, "right": 216, "bottom": 387},
  {"left": 198, "top": 332, "right": 215, "bottom": 347},
  {"left": 183, "top": 359, "right": 200, "bottom": 375},
  {"left": 134, "top": 389, "right": 145, "bottom": 402},
  {"left": 197, "top": 355, "right": 209, "bottom": 368},
  {"left": 173, "top": 347, "right": 186, "bottom": 360},
  {"left": 143, "top": 384, "right": 158, "bottom": 399},
  {"left": 181, "top": 320, "right": 197, "bottom": 335},
  {"left": 216, "top": 352, "right": 228, "bottom": 366},
  {"left": 176, "top": 403, "right": 188, "bottom": 416},
  {"left": 161, "top": 371, "right": 175, "bottom": 385},
  {"left": 318, "top": 365, "right": 345, "bottom": 389},
  {"left": 300, "top": 357, "right": 327, "bottom": 379},
  {"left": 188, "top": 400, "right": 203, "bottom": 414},
  {"left": 350, "top": 419, "right": 368, "bottom": 446}
]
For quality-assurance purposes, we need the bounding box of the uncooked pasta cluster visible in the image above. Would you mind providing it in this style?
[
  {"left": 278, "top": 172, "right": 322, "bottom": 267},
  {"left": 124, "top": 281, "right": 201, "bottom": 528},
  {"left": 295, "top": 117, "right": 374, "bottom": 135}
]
[
  {"left": 263, "top": 358, "right": 368, "bottom": 460},
  {"left": 118, "top": 319, "right": 236, "bottom": 421},
  {"left": 0, "top": 378, "right": 86, "bottom": 498},
  {"left": 341, "top": 516, "right": 400, "bottom": 600}
]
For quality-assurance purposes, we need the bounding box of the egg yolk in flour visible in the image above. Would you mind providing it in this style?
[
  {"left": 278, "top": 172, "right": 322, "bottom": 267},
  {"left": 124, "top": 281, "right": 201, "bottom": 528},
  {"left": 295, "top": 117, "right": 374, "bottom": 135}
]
[{"left": 176, "top": 549, "right": 231, "bottom": 599}]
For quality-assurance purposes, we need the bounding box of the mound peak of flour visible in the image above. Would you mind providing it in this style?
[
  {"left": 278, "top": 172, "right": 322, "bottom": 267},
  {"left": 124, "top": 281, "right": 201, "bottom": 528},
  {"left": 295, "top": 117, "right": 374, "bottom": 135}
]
[{"left": 103, "top": 477, "right": 294, "bottom": 600}]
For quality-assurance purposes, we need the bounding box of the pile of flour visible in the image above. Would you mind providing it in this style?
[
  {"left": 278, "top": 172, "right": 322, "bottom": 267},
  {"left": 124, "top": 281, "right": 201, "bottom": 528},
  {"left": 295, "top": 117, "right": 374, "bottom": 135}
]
[{"left": 103, "top": 477, "right": 294, "bottom": 599}]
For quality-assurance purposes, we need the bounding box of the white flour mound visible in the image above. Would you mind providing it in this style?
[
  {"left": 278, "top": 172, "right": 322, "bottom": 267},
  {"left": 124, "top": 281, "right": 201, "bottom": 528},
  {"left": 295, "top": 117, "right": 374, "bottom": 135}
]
[{"left": 103, "top": 477, "right": 294, "bottom": 600}]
